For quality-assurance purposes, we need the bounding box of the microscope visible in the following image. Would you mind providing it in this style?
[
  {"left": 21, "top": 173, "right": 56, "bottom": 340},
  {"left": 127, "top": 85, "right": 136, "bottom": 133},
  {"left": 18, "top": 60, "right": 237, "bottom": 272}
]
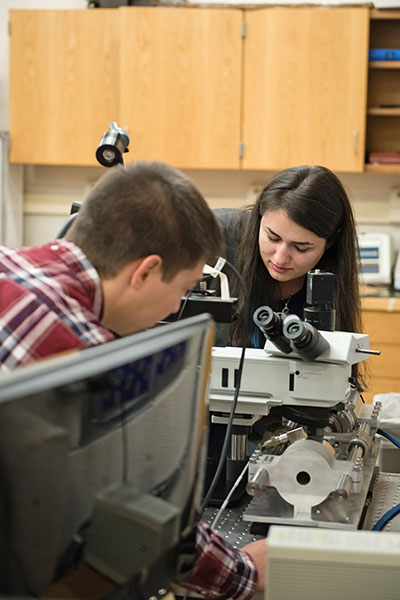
[{"left": 208, "top": 270, "right": 382, "bottom": 530}]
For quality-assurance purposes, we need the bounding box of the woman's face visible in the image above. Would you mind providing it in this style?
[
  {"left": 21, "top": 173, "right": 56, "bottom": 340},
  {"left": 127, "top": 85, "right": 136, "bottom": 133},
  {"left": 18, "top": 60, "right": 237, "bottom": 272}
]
[{"left": 258, "top": 209, "right": 327, "bottom": 284}]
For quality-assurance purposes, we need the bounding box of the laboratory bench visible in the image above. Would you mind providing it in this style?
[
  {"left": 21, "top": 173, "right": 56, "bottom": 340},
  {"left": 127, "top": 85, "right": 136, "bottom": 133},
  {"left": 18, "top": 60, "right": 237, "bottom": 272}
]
[{"left": 202, "top": 471, "right": 400, "bottom": 543}]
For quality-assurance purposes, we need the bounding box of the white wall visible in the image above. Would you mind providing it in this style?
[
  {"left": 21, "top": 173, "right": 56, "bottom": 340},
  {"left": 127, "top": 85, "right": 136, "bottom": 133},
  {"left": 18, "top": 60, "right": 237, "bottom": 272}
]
[{"left": 3, "top": 1, "right": 400, "bottom": 273}]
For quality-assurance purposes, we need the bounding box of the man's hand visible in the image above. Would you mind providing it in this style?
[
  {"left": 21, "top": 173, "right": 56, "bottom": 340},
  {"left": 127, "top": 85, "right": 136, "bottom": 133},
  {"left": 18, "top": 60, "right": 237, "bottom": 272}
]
[{"left": 241, "top": 539, "right": 267, "bottom": 592}]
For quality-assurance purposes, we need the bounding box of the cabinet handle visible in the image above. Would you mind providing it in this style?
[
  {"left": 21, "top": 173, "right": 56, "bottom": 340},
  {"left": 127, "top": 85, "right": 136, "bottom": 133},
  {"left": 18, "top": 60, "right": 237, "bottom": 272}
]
[{"left": 353, "top": 130, "right": 359, "bottom": 155}]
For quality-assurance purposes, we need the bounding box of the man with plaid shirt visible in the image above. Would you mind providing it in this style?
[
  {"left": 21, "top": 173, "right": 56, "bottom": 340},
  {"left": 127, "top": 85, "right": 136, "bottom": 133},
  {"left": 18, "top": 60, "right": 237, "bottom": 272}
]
[{"left": 0, "top": 161, "right": 265, "bottom": 599}]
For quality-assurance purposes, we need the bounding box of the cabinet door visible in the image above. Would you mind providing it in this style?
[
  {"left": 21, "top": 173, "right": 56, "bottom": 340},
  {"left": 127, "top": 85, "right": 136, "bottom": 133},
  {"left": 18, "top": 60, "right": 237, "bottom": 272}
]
[
  {"left": 9, "top": 10, "right": 119, "bottom": 166},
  {"left": 119, "top": 7, "right": 242, "bottom": 169},
  {"left": 242, "top": 8, "right": 369, "bottom": 172},
  {"left": 362, "top": 307, "right": 400, "bottom": 402}
]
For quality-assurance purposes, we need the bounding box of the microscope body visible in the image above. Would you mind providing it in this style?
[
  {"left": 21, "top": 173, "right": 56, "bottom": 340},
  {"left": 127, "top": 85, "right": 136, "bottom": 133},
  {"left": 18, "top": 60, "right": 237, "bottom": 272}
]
[
  {"left": 208, "top": 324, "right": 381, "bottom": 529},
  {"left": 210, "top": 329, "right": 368, "bottom": 412}
]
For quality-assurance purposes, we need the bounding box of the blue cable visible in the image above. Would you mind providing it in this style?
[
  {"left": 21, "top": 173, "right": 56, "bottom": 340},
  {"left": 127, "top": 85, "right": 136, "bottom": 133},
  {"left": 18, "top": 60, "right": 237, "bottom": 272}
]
[
  {"left": 372, "top": 503, "right": 400, "bottom": 531},
  {"left": 371, "top": 429, "right": 400, "bottom": 530},
  {"left": 377, "top": 428, "right": 400, "bottom": 449}
]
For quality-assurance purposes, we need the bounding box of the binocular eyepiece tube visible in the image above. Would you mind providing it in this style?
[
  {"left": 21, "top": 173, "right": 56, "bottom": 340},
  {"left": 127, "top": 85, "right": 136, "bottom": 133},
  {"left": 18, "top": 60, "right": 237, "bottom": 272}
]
[
  {"left": 253, "top": 306, "right": 330, "bottom": 361},
  {"left": 282, "top": 314, "right": 330, "bottom": 361},
  {"left": 253, "top": 306, "right": 292, "bottom": 354}
]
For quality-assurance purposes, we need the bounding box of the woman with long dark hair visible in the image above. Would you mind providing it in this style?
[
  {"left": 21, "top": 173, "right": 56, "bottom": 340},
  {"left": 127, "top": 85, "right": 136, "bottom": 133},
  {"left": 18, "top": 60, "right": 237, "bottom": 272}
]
[
  {"left": 205, "top": 165, "right": 364, "bottom": 504},
  {"left": 215, "top": 165, "right": 361, "bottom": 352}
]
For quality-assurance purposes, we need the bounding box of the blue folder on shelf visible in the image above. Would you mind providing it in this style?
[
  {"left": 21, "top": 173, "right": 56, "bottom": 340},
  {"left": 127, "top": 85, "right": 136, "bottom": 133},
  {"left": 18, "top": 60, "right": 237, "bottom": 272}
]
[{"left": 369, "top": 49, "right": 400, "bottom": 61}]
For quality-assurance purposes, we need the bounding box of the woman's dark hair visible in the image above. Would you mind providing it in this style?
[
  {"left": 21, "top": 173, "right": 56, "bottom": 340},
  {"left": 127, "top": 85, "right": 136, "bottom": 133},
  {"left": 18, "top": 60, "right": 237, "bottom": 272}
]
[{"left": 230, "top": 166, "right": 362, "bottom": 367}]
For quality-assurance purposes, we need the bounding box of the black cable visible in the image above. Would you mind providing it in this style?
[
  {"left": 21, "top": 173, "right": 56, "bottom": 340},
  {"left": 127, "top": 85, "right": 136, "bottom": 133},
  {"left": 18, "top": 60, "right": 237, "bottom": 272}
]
[
  {"left": 200, "top": 258, "right": 249, "bottom": 512},
  {"left": 175, "top": 274, "right": 215, "bottom": 322},
  {"left": 176, "top": 288, "right": 194, "bottom": 321},
  {"left": 201, "top": 345, "right": 246, "bottom": 511}
]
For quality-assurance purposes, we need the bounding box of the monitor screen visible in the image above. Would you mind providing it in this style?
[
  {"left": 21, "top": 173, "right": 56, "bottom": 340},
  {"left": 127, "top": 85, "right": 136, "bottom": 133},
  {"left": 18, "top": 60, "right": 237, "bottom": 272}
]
[{"left": 0, "top": 314, "right": 214, "bottom": 597}]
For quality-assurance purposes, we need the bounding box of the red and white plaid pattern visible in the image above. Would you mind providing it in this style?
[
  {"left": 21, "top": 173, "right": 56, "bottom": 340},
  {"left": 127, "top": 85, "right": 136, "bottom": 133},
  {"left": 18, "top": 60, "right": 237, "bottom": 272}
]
[
  {"left": 183, "top": 521, "right": 257, "bottom": 599},
  {"left": 0, "top": 240, "right": 115, "bottom": 373}
]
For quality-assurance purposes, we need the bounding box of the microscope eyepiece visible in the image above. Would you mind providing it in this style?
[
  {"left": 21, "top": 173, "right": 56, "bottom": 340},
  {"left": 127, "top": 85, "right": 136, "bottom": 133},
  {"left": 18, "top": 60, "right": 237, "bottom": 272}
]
[
  {"left": 253, "top": 306, "right": 275, "bottom": 329},
  {"left": 253, "top": 306, "right": 292, "bottom": 354},
  {"left": 283, "top": 314, "right": 329, "bottom": 361},
  {"left": 284, "top": 319, "right": 302, "bottom": 337}
]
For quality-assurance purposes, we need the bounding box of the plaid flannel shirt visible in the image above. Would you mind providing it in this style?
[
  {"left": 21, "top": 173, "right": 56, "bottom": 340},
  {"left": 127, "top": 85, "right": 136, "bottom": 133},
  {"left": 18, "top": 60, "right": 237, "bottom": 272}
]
[
  {"left": 185, "top": 521, "right": 257, "bottom": 600},
  {"left": 0, "top": 240, "right": 115, "bottom": 373},
  {"left": 0, "top": 240, "right": 257, "bottom": 598}
]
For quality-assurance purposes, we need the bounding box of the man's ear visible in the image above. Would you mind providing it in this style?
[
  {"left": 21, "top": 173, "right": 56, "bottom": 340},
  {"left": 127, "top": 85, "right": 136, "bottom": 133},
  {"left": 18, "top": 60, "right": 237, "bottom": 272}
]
[{"left": 130, "top": 255, "right": 163, "bottom": 290}]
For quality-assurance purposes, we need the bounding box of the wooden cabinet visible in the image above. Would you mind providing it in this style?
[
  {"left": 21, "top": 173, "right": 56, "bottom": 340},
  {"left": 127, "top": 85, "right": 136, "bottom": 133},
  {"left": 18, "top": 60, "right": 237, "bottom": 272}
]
[
  {"left": 9, "top": 6, "right": 372, "bottom": 170},
  {"left": 241, "top": 7, "right": 370, "bottom": 172},
  {"left": 365, "top": 10, "right": 400, "bottom": 174},
  {"left": 9, "top": 9, "right": 120, "bottom": 166},
  {"left": 362, "top": 297, "right": 400, "bottom": 403},
  {"left": 9, "top": 7, "right": 242, "bottom": 168},
  {"left": 119, "top": 7, "right": 242, "bottom": 169}
]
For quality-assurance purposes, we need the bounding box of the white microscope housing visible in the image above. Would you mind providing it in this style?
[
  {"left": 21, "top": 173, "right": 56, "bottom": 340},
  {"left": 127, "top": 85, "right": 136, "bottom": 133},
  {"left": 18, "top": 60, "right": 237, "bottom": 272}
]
[{"left": 209, "top": 310, "right": 381, "bottom": 529}]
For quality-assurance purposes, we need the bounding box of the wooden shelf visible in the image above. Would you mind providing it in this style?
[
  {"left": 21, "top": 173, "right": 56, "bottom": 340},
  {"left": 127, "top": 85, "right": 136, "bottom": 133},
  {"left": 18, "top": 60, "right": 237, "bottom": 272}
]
[
  {"left": 369, "top": 61, "right": 400, "bottom": 69},
  {"left": 367, "top": 107, "right": 400, "bottom": 116},
  {"left": 370, "top": 9, "right": 400, "bottom": 20},
  {"left": 365, "top": 163, "right": 400, "bottom": 173},
  {"left": 367, "top": 14, "right": 400, "bottom": 163}
]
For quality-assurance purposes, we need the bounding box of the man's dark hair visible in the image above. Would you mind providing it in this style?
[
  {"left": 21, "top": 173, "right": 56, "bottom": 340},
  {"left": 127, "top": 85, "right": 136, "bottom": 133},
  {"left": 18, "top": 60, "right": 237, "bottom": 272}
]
[{"left": 67, "top": 161, "right": 224, "bottom": 280}]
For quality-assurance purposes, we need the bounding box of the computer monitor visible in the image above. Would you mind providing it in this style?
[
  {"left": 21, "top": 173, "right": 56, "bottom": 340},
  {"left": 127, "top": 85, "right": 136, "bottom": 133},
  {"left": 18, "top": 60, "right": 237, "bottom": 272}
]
[{"left": 0, "top": 314, "right": 214, "bottom": 597}]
